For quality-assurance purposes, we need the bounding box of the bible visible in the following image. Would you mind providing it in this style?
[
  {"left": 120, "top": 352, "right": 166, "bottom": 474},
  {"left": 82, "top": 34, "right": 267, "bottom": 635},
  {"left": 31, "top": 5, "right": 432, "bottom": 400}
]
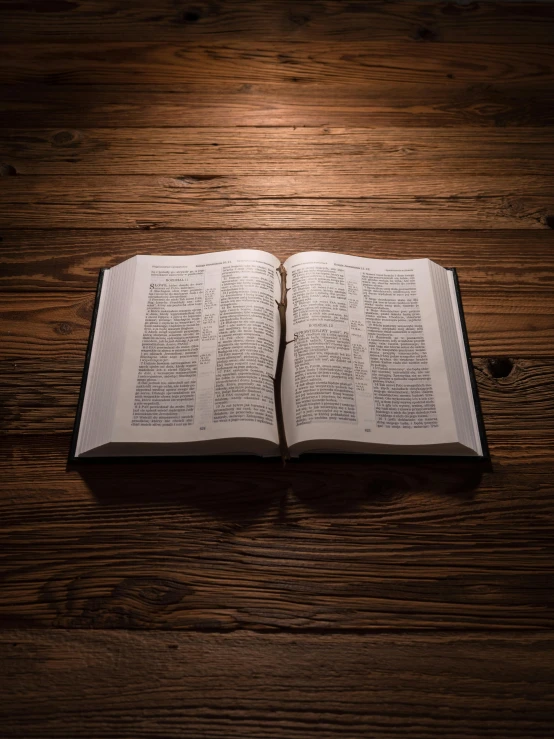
[{"left": 70, "top": 250, "right": 488, "bottom": 461}]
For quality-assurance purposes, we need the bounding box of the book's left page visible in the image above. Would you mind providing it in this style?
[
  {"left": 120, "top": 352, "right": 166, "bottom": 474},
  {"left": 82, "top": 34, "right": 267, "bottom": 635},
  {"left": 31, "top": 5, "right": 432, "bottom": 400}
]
[{"left": 75, "top": 250, "right": 282, "bottom": 457}]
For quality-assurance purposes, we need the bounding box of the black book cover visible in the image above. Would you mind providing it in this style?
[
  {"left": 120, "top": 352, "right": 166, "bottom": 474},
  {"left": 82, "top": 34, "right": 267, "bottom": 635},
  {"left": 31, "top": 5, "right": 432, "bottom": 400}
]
[{"left": 449, "top": 268, "right": 490, "bottom": 462}]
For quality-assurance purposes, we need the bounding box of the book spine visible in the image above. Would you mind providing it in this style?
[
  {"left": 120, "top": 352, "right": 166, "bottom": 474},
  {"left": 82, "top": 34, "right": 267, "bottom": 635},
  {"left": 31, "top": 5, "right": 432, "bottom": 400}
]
[{"left": 274, "top": 265, "right": 290, "bottom": 464}]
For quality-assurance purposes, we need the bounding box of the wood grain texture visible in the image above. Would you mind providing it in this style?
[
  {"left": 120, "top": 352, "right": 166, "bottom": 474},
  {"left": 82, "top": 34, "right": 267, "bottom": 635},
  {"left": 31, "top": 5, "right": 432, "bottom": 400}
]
[
  {"left": 3, "top": 128, "right": 553, "bottom": 229},
  {"left": 6, "top": 174, "right": 554, "bottom": 196},
  {"left": 1, "top": 433, "right": 554, "bottom": 631},
  {"left": 2, "top": 0, "right": 554, "bottom": 735},
  {"left": 4, "top": 128, "right": 554, "bottom": 176},
  {"left": 2, "top": 0, "right": 553, "bottom": 43},
  {"left": 3, "top": 82, "right": 553, "bottom": 128},
  {"left": 1, "top": 189, "right": 551, "bottom": 229},
  {"left": 3, "top": 41, "right": 553, "bottom": 86},
  {"left": 2, "top": 630, "right": 553, "bottom": 738},
  {"left": 1, "top": 631, "right": 554, "bottom": 738}
]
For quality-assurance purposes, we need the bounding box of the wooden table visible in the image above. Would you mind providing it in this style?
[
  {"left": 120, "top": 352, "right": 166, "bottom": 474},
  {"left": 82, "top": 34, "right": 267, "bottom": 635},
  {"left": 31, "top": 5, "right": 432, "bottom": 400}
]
[{"left": 2, "top": 2, "right": 554, "bottom": 736}]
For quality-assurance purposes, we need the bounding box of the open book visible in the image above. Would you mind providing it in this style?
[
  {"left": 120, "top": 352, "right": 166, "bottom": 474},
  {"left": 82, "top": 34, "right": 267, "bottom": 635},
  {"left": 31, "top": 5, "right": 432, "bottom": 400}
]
[{"left": 71, "top": 250, "right": 488, "bottom": 460}]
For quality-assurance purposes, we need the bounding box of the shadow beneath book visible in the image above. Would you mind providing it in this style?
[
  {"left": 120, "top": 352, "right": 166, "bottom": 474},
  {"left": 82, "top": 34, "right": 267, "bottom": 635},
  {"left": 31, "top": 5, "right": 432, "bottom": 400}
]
[
  {"left": 292, "top": 457, "right": 485, "bottom": 515},
  {"left": 76, "top": 456, "right": 485, "bottom": 523}
]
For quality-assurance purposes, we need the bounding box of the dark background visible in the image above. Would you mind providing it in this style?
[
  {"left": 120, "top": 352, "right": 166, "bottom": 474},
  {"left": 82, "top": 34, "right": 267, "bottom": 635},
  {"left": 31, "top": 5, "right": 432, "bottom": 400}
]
[{"left": 1, "top": 1, "right": 554, "bottom": 736}]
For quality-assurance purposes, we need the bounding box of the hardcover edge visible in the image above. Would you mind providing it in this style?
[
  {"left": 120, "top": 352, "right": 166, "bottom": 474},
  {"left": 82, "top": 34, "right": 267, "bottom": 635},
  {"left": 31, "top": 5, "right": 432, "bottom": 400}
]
[
  {"left": 67, "top": 269, "right": 106, "bottom": 464},
  {"left": 447, "top": 267, "right": 491, "bottom": 462}
]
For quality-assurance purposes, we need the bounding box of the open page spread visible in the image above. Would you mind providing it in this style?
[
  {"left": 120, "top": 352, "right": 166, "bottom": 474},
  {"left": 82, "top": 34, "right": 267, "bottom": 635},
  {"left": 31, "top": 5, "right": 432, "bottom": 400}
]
[
  {"left": 282, "top": 252, "right": 461, "bottom": 454},
  {"left": 74, "top": 249, "right": 485, "bottom": 459},
  {"left": 76, "top": 250, "right": 281, "bottom": 456}
]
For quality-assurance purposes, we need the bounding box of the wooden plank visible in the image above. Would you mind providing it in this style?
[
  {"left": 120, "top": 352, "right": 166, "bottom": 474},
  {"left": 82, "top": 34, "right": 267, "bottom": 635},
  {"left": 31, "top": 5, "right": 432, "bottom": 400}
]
[
  {"left": 1, "top": 632, "right": 554, "bottom": 739},
  {"left": 1, "top": 361, "right": 82, "bottom": 435},
  {"left": 1, "top": 0, "right": 553, "bottom": 44},
  {"left": 1, "top": 3, "right": 553, "bottom": 732},
  {"left": 1, "top": 432, "right": 554, "bottom": 631},
  {"left": 2, "top": 632, "right": 554, "bottom": 739},
  {"left": 1, "top": 193, "right": 551, "bottom": 229},
  {"left": 2, "top": 230, "right": 553, "bottom": 294},
  {"left": 2, "top": 82, "right": 553, "bottom": 128},
  {"left": 2, "top": 41, "right": 553, "bottom": 86},
  {"left": 3, "top": 128, "right": 554, "bottom": 176},
  {"left": 3, "top": 174, "right": 554, "bottom": 197},
  {"left": 2, "top": 357, "right": 554, "bottom": 435},
  {"left": 0, "top": 292, "right": 97, "bottom": 361},
  {"left": 474, "top": 358, "right": 554, "bottom": 430},
  {"left": 1, "top": 173, "right": 553, "bottom": 229},
  {"left": 486, "top": 431, "right": 554, "bottom": 467}
]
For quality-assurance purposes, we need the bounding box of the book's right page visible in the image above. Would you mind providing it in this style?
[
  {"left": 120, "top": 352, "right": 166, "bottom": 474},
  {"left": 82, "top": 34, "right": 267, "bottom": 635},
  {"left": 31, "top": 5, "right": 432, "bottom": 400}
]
[{"left": 282, "top": 251, "right": 482, "bottom": 457}]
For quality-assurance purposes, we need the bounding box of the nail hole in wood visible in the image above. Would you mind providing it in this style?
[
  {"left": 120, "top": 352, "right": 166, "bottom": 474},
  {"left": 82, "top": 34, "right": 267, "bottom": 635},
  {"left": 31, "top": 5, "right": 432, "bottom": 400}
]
[{"left": 488, "top": 357, "right": 513, "bottom": 378}]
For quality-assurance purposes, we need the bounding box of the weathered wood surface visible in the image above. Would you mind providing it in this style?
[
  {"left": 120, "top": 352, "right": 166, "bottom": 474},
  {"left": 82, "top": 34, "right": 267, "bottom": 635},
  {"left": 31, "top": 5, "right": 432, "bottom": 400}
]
[
  {"left": 2, "top": 0, "right": 554, "bottom": 736},
  {"left": 2, "top": 191, "right": 551, "bottom": 229},
  {"left": 2, "top": 0, "right": 553, "bottom": 43},
  {"left": 3, "top": 41, "right": 553, "bottom": 86},
  {"left": 2, "top": 128, "right": 553, "bottom": 227},
  {"left": 3, "top": 630, "right": 554, "bottom": 739},
  {"left": 3, "top": 82, "right": 553, "bottom": 128},
  {"left": 1, "top": 429, "right": 554, "bottom": 631},
  {"left": 4, "top": 128, "right": 554, "bottom": 176}
]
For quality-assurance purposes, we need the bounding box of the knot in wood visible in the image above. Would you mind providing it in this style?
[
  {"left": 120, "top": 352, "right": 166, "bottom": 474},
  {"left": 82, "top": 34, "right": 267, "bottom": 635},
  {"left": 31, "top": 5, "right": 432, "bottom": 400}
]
[
  {"left": 289, "top": 13, "right": 310, "bottom": 27},
  {"left": 487, "top": 357, "right": 513, "bottom": 378},
  {"left": 51, "top": 130, "right": 80, "bottom": 148},
  {"left": 55, "top": 322, "right": 73, "bottom": 335}
]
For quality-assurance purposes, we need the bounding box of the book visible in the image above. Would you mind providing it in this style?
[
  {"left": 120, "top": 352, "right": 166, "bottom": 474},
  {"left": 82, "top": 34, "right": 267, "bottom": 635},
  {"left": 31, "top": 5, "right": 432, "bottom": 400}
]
[{"left": 70, "top": 250, "right": 488, "bottom": 461}]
